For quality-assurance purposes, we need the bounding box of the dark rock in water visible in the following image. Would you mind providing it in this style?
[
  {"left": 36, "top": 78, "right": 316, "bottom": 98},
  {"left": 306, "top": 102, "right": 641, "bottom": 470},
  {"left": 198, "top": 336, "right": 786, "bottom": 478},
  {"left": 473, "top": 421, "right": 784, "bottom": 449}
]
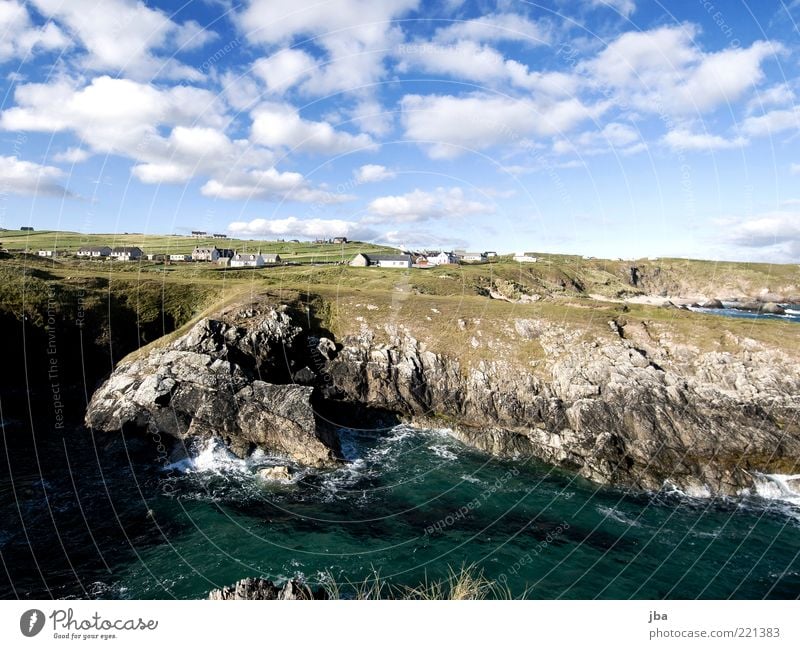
[
  {"left": 701, "top": 298, "right": 724, "bottom": 309},
  {"left": 208, "top": 577, "right": 326, "bottom": 600}
]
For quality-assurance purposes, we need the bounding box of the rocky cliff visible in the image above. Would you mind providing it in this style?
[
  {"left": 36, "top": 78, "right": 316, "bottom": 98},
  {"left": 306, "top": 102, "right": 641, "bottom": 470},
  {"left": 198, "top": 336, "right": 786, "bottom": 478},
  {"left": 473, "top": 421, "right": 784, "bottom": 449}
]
[{"left": 85, "top": 295, "right": 800, "bottom": 495}]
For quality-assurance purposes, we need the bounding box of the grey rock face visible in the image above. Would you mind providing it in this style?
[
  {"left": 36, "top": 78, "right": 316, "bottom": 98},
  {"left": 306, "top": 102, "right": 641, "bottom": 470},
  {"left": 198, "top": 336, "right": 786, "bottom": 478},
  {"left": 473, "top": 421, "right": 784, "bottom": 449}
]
[
  {"left": 325, "top": 319, "right": 800, "bottom": 495},
  {"left": 85, "top": 304, "right": 340, "bottom": 467}
]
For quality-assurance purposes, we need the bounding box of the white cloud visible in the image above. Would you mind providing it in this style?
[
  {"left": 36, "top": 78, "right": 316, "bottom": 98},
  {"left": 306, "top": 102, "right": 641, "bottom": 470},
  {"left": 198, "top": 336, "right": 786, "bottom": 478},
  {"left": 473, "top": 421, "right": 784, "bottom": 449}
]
[
  {"left": 397, "top": 39, "right": 575, "bottom": 95},
  {"left": 747, "top": 83, "right": 795, "bottom": 113},
  {"left": 0, "top": 155, "right": 70, "bottom": 197},
  {"left": 1, "top": 76, "right": 228, "bottom": 153},
  {"left": 432, "top": 12, "right": 551, "bottom": 45},
  {"left": 553, "top": 121, "right": 645, "bottom": 156},
  {"left": 355, "top": 164, "right": 395, "bottom": 183},
  {"left": 228, "top": 216, "right": 376, "bottom": 240},
  {"left": 584, "top": 25, "right": 779, "bottom": 115},
  {"left": 0, "top": 76, "right": 339, "bottom": 203},
  {"left": 29, "top": 0, "right": 214, "bottom": 80},
  {"left": 723, "top": 210, "right": 800, "bottom": 260},
  {"left": 588, "top": 0, "right": 636, "bottom": 17},
  {"left": 791, "top": 163, "right": 800, "bottom": 175},
  {"left": 350, "top": 98, "right": 394, "bottom": 136},
  {"left": 252, "top": 49, "right": 316, "bottom": 94},
  {"left": 741, "top": 106, "right": 800, "bottom": 137},
  {"left": 662, "top": 129, "right": 747, "bottom": 151},
  {"left": 401, "top": 93, "right": 605, "bottom": 159},
  {"left": 201, "top": 169, "right": 354, "bottom": 204},
  {"left": 365, "top": 187, "right": 493, "bottom": 223},
  {"left": 251, "top": 102, "right": 375, "bottom": 154},
  {"left": 52, "top": 147, "right": 90, "bottom": 164},
  {"left": 0, "top": 0, "right": 70, "bottom": 62},
  {"left": 238, "top": 0, "right": 418, "bottom": 96}
]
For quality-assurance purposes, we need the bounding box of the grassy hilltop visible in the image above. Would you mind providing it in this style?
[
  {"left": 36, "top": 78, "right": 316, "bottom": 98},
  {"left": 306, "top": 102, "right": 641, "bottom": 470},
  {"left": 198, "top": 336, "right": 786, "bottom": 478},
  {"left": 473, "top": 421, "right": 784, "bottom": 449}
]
[{"left": 1, "top": 232, "right": 798, "bottom": 375}]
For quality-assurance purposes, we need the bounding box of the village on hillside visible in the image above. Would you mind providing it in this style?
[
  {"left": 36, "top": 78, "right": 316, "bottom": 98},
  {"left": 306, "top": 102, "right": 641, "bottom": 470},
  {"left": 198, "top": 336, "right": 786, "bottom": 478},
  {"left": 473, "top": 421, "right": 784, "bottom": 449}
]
[{"left": 4, "top": 226, "right": 540, "bottom": 269}]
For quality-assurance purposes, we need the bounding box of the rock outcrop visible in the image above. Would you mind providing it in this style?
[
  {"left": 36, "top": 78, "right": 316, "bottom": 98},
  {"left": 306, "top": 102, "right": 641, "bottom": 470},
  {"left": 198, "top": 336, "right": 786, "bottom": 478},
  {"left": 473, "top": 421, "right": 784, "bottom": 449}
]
[
  {"left": 208, "top": 577, "right": 326, "bottom": 600},
  {"left": 324, "top": 318, "right": 800, "bottom": 495},
  {"left": 86, "top": 297, "right": 800, "bottom": 495},
  {"left": 85, "top": 304, "right": 340, "bottom": 466}
]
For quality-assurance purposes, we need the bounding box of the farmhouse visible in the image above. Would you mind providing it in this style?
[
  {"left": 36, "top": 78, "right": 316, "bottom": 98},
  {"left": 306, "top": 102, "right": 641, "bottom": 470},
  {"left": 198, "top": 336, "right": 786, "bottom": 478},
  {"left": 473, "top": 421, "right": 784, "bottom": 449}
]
[
  {"left": 169, "top": 254, "right": 191, "bottom": 262},
  {"left": 349, "top": 253, "right": 412, "bottom": 268},
  {"left": 262, "top": 254, "right": 281, "bottom": 264},
  {"left": 37, "top": 250, "right": 55, "bottom": 257},
  {"left": 191, "top": 230, "right": 207, "bottom": 238},
  {"left": 212, "top": 233, "right": 228, "bottom": 239},
  {"left": 332, "top": 237, "right": 348, "bottom": 244},
  {"left": 147, "top": 253, "right": 165, "bottom": 261},
  {"left": 230, "top": 253, "right": 265, "bottom": 267},
  {"left": 192, "top": 246, "right": 220, "bottom": 261},
  {"left": 77, "top": 246, "right": 111, "bottom": 258},
  {"left": 20, "top": 226, "right": 33, "bottom": 231},
  {"left": 110, "top": 246, "right": 143, "bottom": 261}
]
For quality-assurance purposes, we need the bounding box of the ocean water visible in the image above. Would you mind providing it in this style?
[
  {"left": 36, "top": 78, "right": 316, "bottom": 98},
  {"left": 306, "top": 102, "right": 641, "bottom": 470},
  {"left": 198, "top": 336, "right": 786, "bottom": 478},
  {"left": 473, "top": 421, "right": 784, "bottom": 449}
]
[
  {"left": 690, "top": 304, "right": 800, "bottom": 324},
  {"left": 2, "top": 423, "right": 799, "bottom": 599}
]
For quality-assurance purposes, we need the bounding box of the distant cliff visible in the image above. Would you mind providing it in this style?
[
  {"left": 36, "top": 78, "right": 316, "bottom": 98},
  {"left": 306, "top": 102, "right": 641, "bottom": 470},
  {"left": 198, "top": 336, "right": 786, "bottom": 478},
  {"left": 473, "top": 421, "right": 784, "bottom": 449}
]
[{"left": 85, "top": 293, "right": 800, "bottom": 496}]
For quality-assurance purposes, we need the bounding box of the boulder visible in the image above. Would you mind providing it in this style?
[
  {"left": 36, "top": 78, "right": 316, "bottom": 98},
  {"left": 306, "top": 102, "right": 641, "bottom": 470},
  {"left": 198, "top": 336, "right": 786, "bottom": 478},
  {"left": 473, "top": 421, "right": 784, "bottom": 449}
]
[
  {"left": 700, "top": 298, "right": 724, "bottom": 309},
  {"left": 760, "top": 302, "right": 786, "bottom": 315}
]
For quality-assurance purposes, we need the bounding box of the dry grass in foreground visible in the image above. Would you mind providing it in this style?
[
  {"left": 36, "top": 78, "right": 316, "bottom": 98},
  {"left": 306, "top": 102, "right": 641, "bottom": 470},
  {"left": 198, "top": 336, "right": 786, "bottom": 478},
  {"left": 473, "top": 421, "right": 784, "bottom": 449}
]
[{"left": 322, "top": 564, "right": 528, "bottom": 600}]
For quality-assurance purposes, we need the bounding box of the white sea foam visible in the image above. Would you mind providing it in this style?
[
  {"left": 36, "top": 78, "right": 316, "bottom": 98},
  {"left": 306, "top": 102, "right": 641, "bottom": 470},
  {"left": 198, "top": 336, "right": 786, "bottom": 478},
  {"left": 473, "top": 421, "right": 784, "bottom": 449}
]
[
  {"left": 750, "top": 473, "right": 800, "bottom": 506},
  {"left": 784, "top": 308, "right": 800, "bottom": 316}
]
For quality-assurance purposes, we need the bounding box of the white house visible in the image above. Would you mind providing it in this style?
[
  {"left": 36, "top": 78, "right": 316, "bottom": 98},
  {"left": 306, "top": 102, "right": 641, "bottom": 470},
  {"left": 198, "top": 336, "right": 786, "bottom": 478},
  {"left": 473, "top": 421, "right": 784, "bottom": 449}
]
[
  {"left": 230, "top": 253, "right": 265, "bottom": 267},
  {"left": 485, "top": 251, "right": 497, "bottom": 258},
  {"left": 349, "top": 253, "right": 412, "bottom": 268},
  {"left": 110, "top": 246, "right": 143, "bottom": 261},
  {"left": 37, "top": 250, "right": 55, "bottom": 257},
  {"left": 426, "top": 251, "right": 458, "bottom": 266},
  {"left": 169, "top": 254, "right": 191, "bottom": 261},
  {"left": 192, "top": 246, "right": 220, "bottom": 261},
  {"left": 513, "top": 252, "right": 538, "bottom": 263},
  {"left": 77, "top": 246, "right": 111, "bottom": 258},
  {"left": 262, "top": 253, "right": 281, "bottom": 264}
]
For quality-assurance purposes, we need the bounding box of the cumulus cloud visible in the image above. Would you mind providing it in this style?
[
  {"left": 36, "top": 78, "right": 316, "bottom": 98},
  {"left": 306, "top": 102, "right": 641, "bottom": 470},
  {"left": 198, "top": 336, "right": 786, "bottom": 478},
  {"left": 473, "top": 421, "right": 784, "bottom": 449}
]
[
  {"left": 365, "top": 187, "right": 494, "bottom": 223},
  {"left": 723, "top": 210, "right": 800, "bottom": 260},
  {"left": 201, "top": 169, "right": 355, "bottom": 203},
  {"left": 553, "top": 122, "right": 645, "bottom": 156},
  {"left": 431, "top": 12, "right": 551, "bottom": 45},
  {"left": 583, "top": 25, "right": 779, "bottom": 115},
  {"left": 52, "top": 147, "right": 91, "bottom": 164},
  {"left": 741, "top": 106, "right": 800, "bottom": 137},
  {"left": 251, "top": 103, "right": 376, "bottom": 154},
  {"left": 401, "top": 93, "right": 605, "bottom": 159},
  {"left": 0, "top": 155, "right": 71, "bottom": 197},
  {"left": 355, "top": 164, "right": 395, "bottom": 183},
  {"left": 662, "top": 129, "right": 747, "bottom": 151},
  {"left": 0, "top": 0, "right": 70, "bottom": 62},
  {"left": 588, "top": 0, "right": 636, "bottom": 17},
  {"left": 397, "top": 39, "right": 575, "bottom": 95},
  {"left": 228, "top": 216, "right": 376, "bottom": 240},
  {"left": 29, "top": 0, "right": 215, "bottom": 80},
  {"left": 252, "top": 49, "right": 317, "bottom": 94},
  {"left": 238, "top": 0, "right": 418, "bottom": 95}
]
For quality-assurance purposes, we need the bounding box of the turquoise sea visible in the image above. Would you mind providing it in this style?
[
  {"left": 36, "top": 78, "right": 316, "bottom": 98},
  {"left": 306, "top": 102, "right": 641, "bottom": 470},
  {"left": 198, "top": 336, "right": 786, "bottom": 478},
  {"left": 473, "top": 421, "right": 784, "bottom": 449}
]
[{"left": 2, "top": 421, "right": 799, "bottom": 599}]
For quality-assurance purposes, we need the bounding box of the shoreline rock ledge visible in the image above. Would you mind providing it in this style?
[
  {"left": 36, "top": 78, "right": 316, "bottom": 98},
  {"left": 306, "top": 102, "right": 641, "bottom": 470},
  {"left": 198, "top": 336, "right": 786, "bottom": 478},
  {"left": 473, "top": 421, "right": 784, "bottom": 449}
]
[{"left": 85, "top": 297, "right": 800, "bottom": 496}]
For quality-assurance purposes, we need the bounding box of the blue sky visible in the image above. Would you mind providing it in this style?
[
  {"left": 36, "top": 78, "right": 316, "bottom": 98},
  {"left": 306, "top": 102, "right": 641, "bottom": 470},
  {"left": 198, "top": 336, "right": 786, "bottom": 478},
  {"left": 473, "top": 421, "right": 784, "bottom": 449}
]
[{"left": 1, "top": 0, "right": 799, "bottom": 261}]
